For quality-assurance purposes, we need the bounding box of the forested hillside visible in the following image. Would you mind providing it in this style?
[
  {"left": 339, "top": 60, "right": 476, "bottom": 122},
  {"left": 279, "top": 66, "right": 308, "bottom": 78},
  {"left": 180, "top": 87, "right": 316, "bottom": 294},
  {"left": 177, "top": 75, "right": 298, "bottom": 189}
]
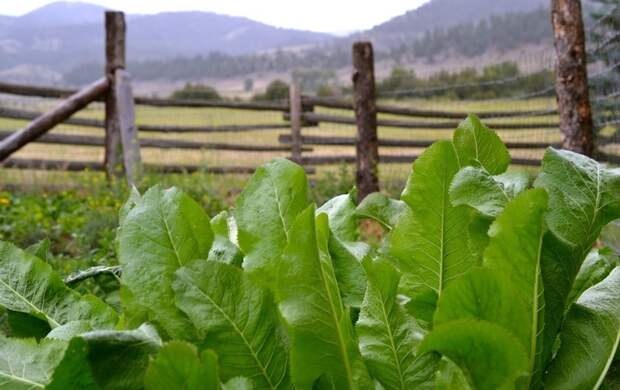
[{"left": 63, "top": 7, "right": 554, "bottom": 84}]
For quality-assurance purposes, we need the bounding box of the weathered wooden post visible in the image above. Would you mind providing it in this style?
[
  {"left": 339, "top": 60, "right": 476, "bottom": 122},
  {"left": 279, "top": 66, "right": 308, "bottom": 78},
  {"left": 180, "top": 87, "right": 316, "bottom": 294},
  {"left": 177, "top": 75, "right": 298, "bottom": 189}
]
[
  {"left": 551, "top": 0, "right": 595, "bottom": 156},
  {"left": 104, "top": 11, "right": 126, "bottom": 177},
  {"left": 352, "top": 41, "right": 379, "bottom": 202},
  {"left": 289, "top": 84, "right": 303, "bottom": 163},
  {"left": 104, "top": 11, "right": 140, "bottom": 184},
  {"left": 115, "top": 69, "right": 141, "bottom": 185}
]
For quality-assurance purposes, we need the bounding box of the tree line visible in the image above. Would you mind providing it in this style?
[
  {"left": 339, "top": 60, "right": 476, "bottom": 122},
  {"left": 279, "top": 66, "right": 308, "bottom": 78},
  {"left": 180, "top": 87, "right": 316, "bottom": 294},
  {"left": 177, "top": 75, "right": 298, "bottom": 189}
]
[{"left": 62, "top": 8, "right": 553, "bottom": 85}]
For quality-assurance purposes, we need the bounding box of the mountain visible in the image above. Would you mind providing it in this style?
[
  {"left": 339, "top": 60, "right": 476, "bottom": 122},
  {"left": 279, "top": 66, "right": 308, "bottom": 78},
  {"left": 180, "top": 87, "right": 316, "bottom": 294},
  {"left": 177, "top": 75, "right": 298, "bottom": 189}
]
[
  {"left": 0, "top": 1, "right": 332, "bottom": 75},
  {"left": 354, "top": 0, "right": 548, "bottom": 48},
  {"left": 18, "top": 1, "right": 107, "bottom": 27},
  {"left": 0, "top": 0, "right": 564, "bottom": 86}
]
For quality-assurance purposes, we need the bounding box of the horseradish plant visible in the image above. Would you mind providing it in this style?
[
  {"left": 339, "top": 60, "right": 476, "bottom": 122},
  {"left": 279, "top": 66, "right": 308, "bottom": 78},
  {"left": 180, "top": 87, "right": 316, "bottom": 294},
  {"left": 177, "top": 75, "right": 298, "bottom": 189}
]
[{"left": 0, "top": 115, "right": 619, "bottom": 389}]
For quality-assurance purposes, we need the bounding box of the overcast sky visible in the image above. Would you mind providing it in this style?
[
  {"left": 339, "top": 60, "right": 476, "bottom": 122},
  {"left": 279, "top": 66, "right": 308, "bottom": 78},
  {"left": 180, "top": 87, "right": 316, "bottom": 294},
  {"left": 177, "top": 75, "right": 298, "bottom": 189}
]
[{"left": 2, "top": 0, "right": 430, "bottom": 34}]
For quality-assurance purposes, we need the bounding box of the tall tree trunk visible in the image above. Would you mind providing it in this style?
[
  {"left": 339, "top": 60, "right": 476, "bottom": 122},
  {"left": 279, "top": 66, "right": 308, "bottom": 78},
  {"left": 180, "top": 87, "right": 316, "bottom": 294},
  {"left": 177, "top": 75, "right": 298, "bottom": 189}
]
[{"left": 551, "top": 0, "right": 595, "bottom": 156}]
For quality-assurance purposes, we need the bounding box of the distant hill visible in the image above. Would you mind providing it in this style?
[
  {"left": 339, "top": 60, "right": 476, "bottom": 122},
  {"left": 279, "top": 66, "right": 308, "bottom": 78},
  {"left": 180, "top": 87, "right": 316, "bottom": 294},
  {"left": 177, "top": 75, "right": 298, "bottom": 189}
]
[
  {"left": 353, "top": 0, "right": 548, "bottom": 48},
  {"left": 0, "top": 1, "right": 332, "bottom": 74},
  {"left": 0, "top": 0, "right": 567, "bottom": 86},
  {"left": 18, "top": 2, "right": 107, "bottom": 27}
]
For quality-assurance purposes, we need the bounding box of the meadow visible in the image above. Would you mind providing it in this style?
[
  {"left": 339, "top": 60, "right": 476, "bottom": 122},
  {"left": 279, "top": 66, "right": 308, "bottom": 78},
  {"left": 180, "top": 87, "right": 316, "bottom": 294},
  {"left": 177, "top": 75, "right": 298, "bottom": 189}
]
[{"left": 0, "top": 94, "right": 563, "bottom": 190}]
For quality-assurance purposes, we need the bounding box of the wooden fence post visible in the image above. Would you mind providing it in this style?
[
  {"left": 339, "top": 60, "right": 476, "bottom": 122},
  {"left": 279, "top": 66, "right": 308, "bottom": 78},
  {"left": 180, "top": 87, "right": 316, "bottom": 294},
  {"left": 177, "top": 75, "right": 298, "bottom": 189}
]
[
  {"left": 115, "top": 69, "right": 141, "bottom": 185},
  {"left": 352, "top": 41, "right": 379, "bottom": 202},
  {"left": 104, "top": 11, "right": 126, "bottom": 177},
  {"left": 551, "top": 0, "right": 595, "bottom": 156},
  {"left": 289, "top": 84, "right": 303, "bottom": 163}
]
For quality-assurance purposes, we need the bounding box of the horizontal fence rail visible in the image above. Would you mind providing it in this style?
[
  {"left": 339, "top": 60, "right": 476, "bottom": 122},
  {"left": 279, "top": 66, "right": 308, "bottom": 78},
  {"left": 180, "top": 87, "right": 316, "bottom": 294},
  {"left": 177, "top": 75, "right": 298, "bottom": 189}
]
[
  {"left": 298, "top": 154, "right": 541, "bottom": 166},
  {"left": 0, "top": 107, "right": 293, "bottom": 133},
  {"left": 303, "top": 96, "right": 560, "bottom": 119},
  {"left": 279, "top": 134, "right": 561, "bottom": 149},
  {"left": 0, "top": 130, "right": 311, "bottom": 152},
  {"left": 0, "top": 80, "right": 288, "bottom": 111},
  {"left": 284, "top": 112, "right": 560, "bottom": 130}
]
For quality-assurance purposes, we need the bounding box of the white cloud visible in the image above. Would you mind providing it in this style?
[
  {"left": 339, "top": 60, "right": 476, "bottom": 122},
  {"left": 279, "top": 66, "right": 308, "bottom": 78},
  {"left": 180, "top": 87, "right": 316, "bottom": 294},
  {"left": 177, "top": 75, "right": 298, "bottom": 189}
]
[{"left": 2, "top": 0, "right": 430, "bottom": 33}]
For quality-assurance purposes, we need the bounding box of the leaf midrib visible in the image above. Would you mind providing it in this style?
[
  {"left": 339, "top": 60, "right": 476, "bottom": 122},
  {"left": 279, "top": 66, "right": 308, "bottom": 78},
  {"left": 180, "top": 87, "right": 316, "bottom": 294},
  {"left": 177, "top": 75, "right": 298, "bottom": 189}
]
[
  {"left": 0, "top": 277, "right": 61, "bottom": 328},
  {"left": 593, "top": 315, "right": 620, "bottom": 389},
  {"left": 316, "top": 250, "right": 355, "bottom": 389},
  {"left": 377, "top": 287, "right": 407, "bottom": 390},
  {"left": 188, "top": 279, "right": 277, "bottom": 390},
  {"left": 0, "top": 370, "right": 45, "bottom": 388}
]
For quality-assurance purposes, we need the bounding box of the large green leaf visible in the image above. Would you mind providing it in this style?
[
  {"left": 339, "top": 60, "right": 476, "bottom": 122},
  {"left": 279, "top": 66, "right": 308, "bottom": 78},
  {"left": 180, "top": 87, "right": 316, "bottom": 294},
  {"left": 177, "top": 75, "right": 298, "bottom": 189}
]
[
  {"left": 535, "top": 150, "right": 620, "bottom": 372},
  {"left": 145, "top": 342, "right": 220, "bottom": 390},
  {"left": 77, "top": 324, "right": 162, "bottom": 389},
  {"left": 534, "top": 148, "right": 620, "bottom": 255},
  {"left": 277, "top": 207, "right": 372, "bottom": 389},
  {"left": 452, "top": 114, "right": 511, "bottom": 174},
  {"left": 118, "top": 186, "right": 213, "bottom": 340},
  {"left": 419, "top": 320, "right": 529, "bottom": 390},
  {"left": 482, "top": 189, "right": 548, "bottom": 383},
  {"left": 450, "top": 167, "right": 530, "bottom": 217},
  {"left": 0, "top": 324, "right": 161, "bottom": 390},
  {"left": 173, "top": 261, "right": 290, "bottom": 389},
  {"left": 356, "top": 257, "right": 438, "bottom": 390},
  {"left": 544, "top": 267, "right": 620, "bottom": 389},
  {"left": 0, "top": 335, "right": 91, "bottom": 389},
  {"left": 389, "top": 141, "right": 475, "bottom": 296},
  {"left": 433, "top": 268, "right": 529, "bottom": 342},
  {"left": 234, "top": 159, "right": 310, "bottom": 289},
  {"left": 317, "top": 190, "right": 359, "bottom": 242},
  {"left": 568, "top": 248, "right": 619, "bottom": 306},
  {"left": 0, "top": 241, "right": 117, "bottom": 330},
  {"left": 355, "top": 192, "right": 408, "bottom": 231},
  {"left": 208, "top": 211, "right": 243, "bottom": 267},
  {"left": 317, "top": 191, "right": 369, "bottom": 308}
]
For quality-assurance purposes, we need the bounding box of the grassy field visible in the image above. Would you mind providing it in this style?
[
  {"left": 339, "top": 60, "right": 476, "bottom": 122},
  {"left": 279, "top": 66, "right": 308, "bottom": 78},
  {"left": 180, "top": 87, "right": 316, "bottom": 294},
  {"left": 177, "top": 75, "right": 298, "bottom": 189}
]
[{"left": 0, "top": 95, "right": 567, "bottom": 189}]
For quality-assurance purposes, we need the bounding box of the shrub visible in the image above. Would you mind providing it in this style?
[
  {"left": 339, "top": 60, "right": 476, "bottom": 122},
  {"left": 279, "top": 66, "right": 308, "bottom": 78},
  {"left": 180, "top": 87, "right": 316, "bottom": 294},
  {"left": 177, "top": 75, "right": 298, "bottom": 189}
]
[
  {"left": 0, "top": 115, "right": 618, "bottom": 389},
  {"left": 253, "top": 79, "right": 289, "bottom": 101},
  {"left": 171, "top": 83, "right": 221, "bottom": 100}
]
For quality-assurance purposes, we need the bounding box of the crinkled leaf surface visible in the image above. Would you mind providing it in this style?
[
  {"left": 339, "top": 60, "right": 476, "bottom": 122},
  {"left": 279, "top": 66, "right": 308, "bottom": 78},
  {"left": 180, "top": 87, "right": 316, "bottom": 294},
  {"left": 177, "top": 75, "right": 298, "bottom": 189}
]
[
  {"left": 118, "top": 186, "right": 213, "bottom": 340},
  {"left": 0, "top": 241, "right": 117, "bottom": 330},
  {"left": 419, "top": 320, "right": 528, "bottom": 390},
  {"left": 145, "top": 342, "right": 220, "bottom": 390},
  {"left": 483, "top": 189, "right": 548, "bottom": 382},
  {"left": 450, "top": 167, "right": 530, "bottom": 217},
  {"left": 174, "top": 261, "right": 290, "bottom": 389},
  {"left": 356, "top": 258, "right": 438, "bottom": 390},
  {"left": 355, "top": 192, "right": 408, "bottom": 231},
  {"left": 544, "top": 267, "right": 620, "bottom": 389},
  {"left": 234, "top": 159, "right": 310, "bottom": 289},
  {"left": 277, "top": 208, "right": 372, "bottom": 389}
]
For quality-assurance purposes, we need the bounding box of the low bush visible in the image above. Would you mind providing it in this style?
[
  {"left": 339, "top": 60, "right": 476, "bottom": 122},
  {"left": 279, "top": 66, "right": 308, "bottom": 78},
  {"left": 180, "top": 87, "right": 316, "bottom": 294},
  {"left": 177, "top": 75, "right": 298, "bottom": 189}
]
[{"left": 0, "top": 115, "right": 618, "bottom": 389}]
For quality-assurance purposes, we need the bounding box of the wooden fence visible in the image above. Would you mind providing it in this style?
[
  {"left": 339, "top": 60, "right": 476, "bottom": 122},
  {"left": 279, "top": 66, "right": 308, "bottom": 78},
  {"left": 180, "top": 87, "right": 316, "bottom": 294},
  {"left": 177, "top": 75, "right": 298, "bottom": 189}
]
[{"left": 0, "top": 11, "right": 615, "bottom": 194}]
